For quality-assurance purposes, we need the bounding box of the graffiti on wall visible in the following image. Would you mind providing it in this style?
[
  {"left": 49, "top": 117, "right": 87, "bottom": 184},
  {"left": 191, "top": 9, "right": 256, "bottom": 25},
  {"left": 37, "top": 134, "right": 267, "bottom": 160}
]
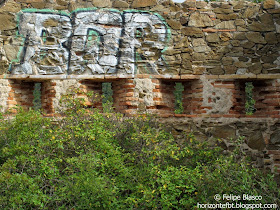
[{"left": 10, "top": 9, "right": 170, "bottom": 76}]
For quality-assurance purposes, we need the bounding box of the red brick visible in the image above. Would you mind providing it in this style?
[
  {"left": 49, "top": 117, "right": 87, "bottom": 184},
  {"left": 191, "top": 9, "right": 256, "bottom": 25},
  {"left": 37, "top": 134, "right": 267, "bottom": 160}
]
[
  {"left": 153, "top": 89, "right": 161, "bottom": 92},
  {"left": 126, "top": 97, "right": 137, "bottom": 101},
  {"left": 174, "top": 114, "right": 188, "bottom": 117},
  {"left": 223, "top": 114, "right": 240, "bottom": 118},
  {"left": 122, "top": 85, "right": 135, "bottom": 88},
  {"left": 151, "top": 79, "right": 160, "bottom": 84},
  {"left": 185, "top": 114, "right": 198, "bottom": 117},
  {"left": 265, "top": 94, "right": 280, "bottom": 99},
  {"left": 201, "top": 106, "right": 212, "bottom": 109},
  {"left": 213, "top": 84, "right": 235, "bottom": 89},
  {"left": 124, "top": 92, "right": 134, "bottom": 97},
  {"left": 146, "top": 106, "right": 157, "bottom": 109},
  {"left": 153, "top": 97, "right": 163, "bottom": 101},
  {"left": 268, "top": 150, "right": 280, "bottom": 155},
  {"left": 191, "top": 84, "right": 204, "bottom": 89},
  {"left": 159, "top": 114, "right": 174, "bottom": 118},
  {"left": 265, "top": 111, "right": 280, "bottom": 115},
  {"left": 125, "top": 79, "right": 134, "bottom": 83},
  {"left": 222, "top": 81, "right": 235, "bottom": 84},
  {"left": 7, "top": 100, "right": 17, "bottom": 105},
  {"left": 126, "top": 89, "right": 134, "bottom": 93},
  {"left": 192, "top": 98, "right": 203, "bottom": 102},
  {"left": 195, "top": 110, "right": 207, "bottom": 114}
]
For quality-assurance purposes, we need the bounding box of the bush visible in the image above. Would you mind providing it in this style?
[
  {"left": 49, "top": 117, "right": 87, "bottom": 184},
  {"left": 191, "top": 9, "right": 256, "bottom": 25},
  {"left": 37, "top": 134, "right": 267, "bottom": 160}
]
[{"left": 0, "top": 105, "right": 279, "bottom": 209}]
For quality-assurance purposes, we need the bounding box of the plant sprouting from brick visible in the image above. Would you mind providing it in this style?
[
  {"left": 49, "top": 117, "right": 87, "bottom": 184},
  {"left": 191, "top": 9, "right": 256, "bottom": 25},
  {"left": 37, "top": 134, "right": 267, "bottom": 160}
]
[
  {"left": 102, "top": 82, "right": 114, "bottom": 113},
  {"left": 33, "top": 83, "right": 42, "bottom": 111},
  {"left": 245, "top": 82, "right": 256, "bottom": 115},
  {"left": 174, "top": 82, "right": 184, "bottom": 114}
]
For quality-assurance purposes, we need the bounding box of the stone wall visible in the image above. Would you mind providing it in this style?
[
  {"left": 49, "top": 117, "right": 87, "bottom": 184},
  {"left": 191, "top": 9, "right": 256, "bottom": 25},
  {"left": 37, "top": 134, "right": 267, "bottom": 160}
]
[
  {"left": 0, "top": 0, "right": 280, "bottom": 174},
  {"left": 0, "top": 0, "right": 279, "bottom": 76},
  {"left": 161, "top": 117, "right": 280, "bottom": 175}
]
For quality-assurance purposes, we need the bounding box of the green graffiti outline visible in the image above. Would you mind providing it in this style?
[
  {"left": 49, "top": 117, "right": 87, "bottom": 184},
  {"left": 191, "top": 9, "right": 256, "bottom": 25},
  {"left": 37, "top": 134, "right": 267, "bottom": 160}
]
[{"left": 11, "top": 8, "right": 171, "bottom": 74}]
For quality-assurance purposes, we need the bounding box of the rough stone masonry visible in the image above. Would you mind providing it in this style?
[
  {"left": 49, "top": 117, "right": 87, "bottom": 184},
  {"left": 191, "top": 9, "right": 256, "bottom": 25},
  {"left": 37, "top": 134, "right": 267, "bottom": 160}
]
[{"left": 0, "top": 0, "right": 280, "bottom": 174}]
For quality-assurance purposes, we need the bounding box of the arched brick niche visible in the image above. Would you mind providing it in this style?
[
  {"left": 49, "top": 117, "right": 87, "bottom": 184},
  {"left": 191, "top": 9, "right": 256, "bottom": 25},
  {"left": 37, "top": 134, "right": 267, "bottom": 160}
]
[
  {"left": 1, "top": 75, "right": 280, "bottom": 176},
  {"left": 1, "top": 75, "right": 280, "bottom": 118},
  {"left": 0, "top": 0, "right": 280, "bottom": 175},
  {"left": 6, "top": 80, "right": 35, "bottom": 112}
]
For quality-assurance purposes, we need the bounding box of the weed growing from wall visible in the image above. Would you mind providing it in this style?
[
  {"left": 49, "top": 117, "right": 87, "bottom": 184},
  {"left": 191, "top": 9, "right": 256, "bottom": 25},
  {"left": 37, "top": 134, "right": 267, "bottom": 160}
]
[
  {"left": 102, "top": 82, "right": 114, "bottom": 113},
  {"left": 33, "top": 83, "right": 41, "bottom": 111},
  {"left": 245, "top": 82, "right": 256, "bottom": 115},
  {"left": 174, "top": 82, "right": 184, "bottom": 114}
]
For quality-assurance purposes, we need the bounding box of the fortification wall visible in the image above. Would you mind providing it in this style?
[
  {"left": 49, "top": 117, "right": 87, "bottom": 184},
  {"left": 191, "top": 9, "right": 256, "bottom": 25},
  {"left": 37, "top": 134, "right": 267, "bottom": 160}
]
[
  {"left": 0, "top": 0, "right": 279, "bottom": 76},
  {"left": 0, "top": 0, "right": 280, "bottom": 174},
  {"left": 162, "top": 117, "right": 280, "bottom": 175}
]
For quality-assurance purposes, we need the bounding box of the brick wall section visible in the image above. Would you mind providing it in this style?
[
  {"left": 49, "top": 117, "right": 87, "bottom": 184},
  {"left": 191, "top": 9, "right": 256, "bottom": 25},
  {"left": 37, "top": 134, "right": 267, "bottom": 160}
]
[
  {"left": 152, "top": 79, "right": 175, "bottom": 116},
  {"left": 227, "top": 79, "right": 280, "bottom": 118},
  {"left": 182, "top": 80, "right": 203, "bottom": 115},
  {"left": 254, "top": 80, "right": 280, "bottom": 118},
  {"left": 231, "top": 81, "right": 246, "bottom": 116},
  {"left": 213, "top": 80, "right": 241, "bottom": 117},
  {"left": 3, "top": 77, "right": 280, "bottom": 118},
  {"left": 41, "top": 81, "right": 56, "bottom": 114},
  {"left": 7, "top": 80, "right": 34, "bottom": 112},
  {"left": 180, "top": 79, "right": 280, "bottom": 118},
  {"left": 1, "top": 77, "right": 280, "bottom": 174},
  {"left": 112, "top": 79, "right": 137, "bottom": 115},
  {"left": 79, "top": 80, "right": 103, "bottom": 110}
]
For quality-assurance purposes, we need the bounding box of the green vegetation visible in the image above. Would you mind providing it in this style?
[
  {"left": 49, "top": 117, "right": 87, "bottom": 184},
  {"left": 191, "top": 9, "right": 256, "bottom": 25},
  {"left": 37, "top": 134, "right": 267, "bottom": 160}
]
[
  {"left": 33, "top": 83, "right": 42, "bottom": 111},
  {"left": 245, "top": 82, "right": 256, "bottom": 115},
  {"left": 0, "top": 95, "right": 279, "bottom": 209},
  {"left": 102, "top": 82, "right": 114, "bottom": 113},
  {"left": 174, "top": 82, "right": 184, "bottom": 114}
]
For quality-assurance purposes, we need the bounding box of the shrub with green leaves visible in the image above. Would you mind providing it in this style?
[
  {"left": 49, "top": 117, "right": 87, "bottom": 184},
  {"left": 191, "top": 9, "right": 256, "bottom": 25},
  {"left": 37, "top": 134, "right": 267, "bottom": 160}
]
[{"left": 0, "top": 103, "right": 279, "bottom": 209}]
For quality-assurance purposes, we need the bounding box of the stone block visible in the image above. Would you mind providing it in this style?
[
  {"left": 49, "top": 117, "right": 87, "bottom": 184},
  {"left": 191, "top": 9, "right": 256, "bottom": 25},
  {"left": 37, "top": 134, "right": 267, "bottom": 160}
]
[
  {"left": 208, "top": 66, "right": 224, "bottom": 75},
  {"left": 246, "top": 32, "right": 267, "bottom": 44},
  {"left": 131, "top": 0, "right": 157, "bottom": 8},
  {"left": 265, "top": 32, "right": 278, "bottom": 44},
  {"left": 206, "top": 33, "right": 220, "bottom": 42},
  {"left": 167, "top": 20, "right": 182, "bottom": 30},
  {"left": 112, "top": 0, "right": 129, "bottom": 8},
  {"left": 92, "top": 0, "right": 112, "bottom": 7},
  {"left": 188, "top": 12, "right": 213, "bottom": 27},
  {"left": 246, "top": 131, "right": 266, "bottom": 151},
  {"left": 248, "top": 63, "right": 263, "bottom": 74},
  {"left": 0, "top": 1, "right": 21, "bottom": 13},
  {"left": 243, "top": 6, "right": 260, "bottom": 19},
  {"left": 181, "top": 27, "right": 203, "bottom": 37},
  {"left": 0, "top": 13, "right": 16, "bottom": 31},
  {"left": 263, "top": 0, "right": 275, "bottom": 9},
  {"left": 224, "top": 65, "right": 237, "bottom": 74},
  {"left": 215, "top": 21, "right": 235, "bottom": 30},
  {"left": 216, "top": 13, "right": 238, "bottom": 20}
]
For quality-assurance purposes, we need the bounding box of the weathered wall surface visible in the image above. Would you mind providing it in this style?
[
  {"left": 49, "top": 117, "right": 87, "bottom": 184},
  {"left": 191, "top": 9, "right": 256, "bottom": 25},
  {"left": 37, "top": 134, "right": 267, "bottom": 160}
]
[
  {"left": 161, "top": 117, "right": 280, "bottom": 175},
  {"left": 0, "top": 0, "right": 280, "bottom": 174},
  {"left": 0, "top": 79, "right": 11, "bottom": 112},
  {"left": 0, "top": 0, "right": 279, "bottom": 76}
]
